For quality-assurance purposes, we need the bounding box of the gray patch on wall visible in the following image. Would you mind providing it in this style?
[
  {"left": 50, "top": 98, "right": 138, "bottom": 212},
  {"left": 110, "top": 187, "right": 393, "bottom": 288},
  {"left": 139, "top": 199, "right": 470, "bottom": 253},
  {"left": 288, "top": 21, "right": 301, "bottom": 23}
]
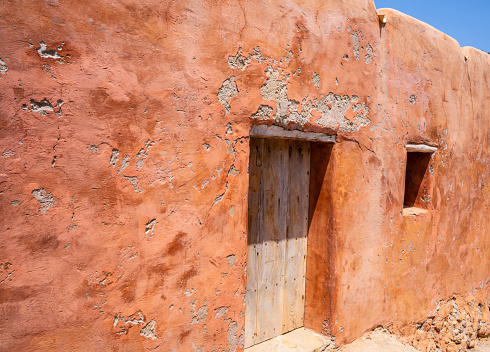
[
  {"left": 117, "top": 155, "right": 130, "bottom": 174},
  {"left": 32, "top": 188, "right": 54, "bottom": 213},
  {"left": 251, "top": 105, "right": 273, "bottom": 120},
  {"left": 0, "top": 58, "right": 8, "bottom": 75},
  {"left": 136, "top": 140, "right": 153, "bottom": 170},
  {"left": 226, "top": 255, "right": 236, "bottom": 266},
  {"left": 410, "top": 95, "right": 416, "bottom": 105},
  {"left": 351, "top": 31, "right": 360, "bottom": 61},
  {"left": 2, "top": 149, "right": 15, "bottom": 158},
  {"left": 37, "top": 41, "right": 63, "bottom": 59},
  {"left": 314, "top": 93, "right": 370, "bottom": 132},
  {"left": 114, "top": 310, "right": 156, "bottom": 338},
  {"left": 123, "top": 176, "right": 143, "bottom": 193},
  {"left": 258, "top": 68, "right": 370, "bottom": 131},
  {"left": 110, "top": 149, "right": 119, "bottom": 167},
  {"left": 312, "top": 71, "right": 321, "bottom": 87},
  {"left": 365, "top": 44, "right": 373, "bottom": 64},
  {"left": 218, "top": 77, "right": 238, "bottom": 115},
  {"left": 145, "top": 219, "right": 156, "bottom": 237},
  {"left": 260, "top": 68, "right": 309, "bottom": 129},
  {"left": 30, "top": 98, "right": 54, "bottom": 115},
  {"left": 215, "top": 306, "right": 229, "bottom": 319},
  {"left": 190, "top": 300, "right": 208, "bottom": 325},
  {"left": 228, "top": 47, "right": 263, "bottom": 70},
  {"left": 227, "top": 321, "right": 238, "bottom": 352},
  {"left": 238, "top": 326, "right": 245, "bottom": 348},
  {"left": 140, "top": 319, "right": 157, "bottom": 339}
]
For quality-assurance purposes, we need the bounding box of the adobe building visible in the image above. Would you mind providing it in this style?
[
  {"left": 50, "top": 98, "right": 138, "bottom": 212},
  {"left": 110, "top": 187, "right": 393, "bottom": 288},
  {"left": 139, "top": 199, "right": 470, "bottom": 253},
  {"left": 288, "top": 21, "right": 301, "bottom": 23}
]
[{"left": 0, "top": 0, "right": 489, "bottom": 351}]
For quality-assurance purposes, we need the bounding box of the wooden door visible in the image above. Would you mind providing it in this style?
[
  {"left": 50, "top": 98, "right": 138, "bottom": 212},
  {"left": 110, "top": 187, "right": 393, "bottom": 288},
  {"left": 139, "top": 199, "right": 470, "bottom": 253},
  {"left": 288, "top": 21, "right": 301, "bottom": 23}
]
[{"left": 245, "top": 138, "right": 310, "bottom": 348}]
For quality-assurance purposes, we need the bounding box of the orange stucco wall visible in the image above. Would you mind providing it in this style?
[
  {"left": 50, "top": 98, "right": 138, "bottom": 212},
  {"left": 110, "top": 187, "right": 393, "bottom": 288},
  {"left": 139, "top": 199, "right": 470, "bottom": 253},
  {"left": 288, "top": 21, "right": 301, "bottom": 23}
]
[{"left": 0, "top": 0, "right": 489, "bottom": 351}]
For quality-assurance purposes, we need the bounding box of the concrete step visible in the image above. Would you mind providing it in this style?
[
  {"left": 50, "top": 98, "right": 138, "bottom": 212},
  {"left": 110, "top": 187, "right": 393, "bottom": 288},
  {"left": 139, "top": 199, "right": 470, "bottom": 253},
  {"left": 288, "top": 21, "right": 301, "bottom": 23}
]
[{"left": 244, "top": 327, "right": 328, "bottom": 352}]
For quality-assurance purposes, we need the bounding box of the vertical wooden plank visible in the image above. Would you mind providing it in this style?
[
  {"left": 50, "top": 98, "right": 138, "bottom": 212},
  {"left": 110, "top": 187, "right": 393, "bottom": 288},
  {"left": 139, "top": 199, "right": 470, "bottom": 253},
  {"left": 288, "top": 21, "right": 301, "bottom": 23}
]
[
  {"left": 255, "top": 138, "right": 288, "bottom": 343},
  {"left": 296, "top": 141, "right": 310, "bottom": 327},
  {"left": 245, "top": 138, "right": 263, "bottom": 348},
  {"left": 282, "top": 140, "right": 310, "bottom": 333}
]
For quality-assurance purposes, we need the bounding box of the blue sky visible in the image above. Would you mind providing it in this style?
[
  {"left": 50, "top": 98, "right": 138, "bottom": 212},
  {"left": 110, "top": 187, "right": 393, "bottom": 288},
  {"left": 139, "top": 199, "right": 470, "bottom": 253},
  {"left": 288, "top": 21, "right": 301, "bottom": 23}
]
[{"left": 374, "top": 0, "right": 490, "bottom": 53}]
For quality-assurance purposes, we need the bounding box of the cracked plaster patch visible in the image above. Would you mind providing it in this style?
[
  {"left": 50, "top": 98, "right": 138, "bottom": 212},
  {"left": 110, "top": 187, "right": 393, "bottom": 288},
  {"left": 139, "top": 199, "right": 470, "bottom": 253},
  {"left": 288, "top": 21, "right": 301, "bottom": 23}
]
[
  {"left": 225, "top": 46, "right": 372, "bottom": 132},
  {"left": 260, "top": 68, "right": 370, "bottom": 131}
]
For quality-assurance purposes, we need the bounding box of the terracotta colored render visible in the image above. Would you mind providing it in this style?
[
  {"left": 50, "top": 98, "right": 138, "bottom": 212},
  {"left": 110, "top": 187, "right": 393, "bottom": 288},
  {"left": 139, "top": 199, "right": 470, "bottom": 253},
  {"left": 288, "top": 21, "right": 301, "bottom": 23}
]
[{"left": 0, "top": 0, "right": 489, "bottom": 351}]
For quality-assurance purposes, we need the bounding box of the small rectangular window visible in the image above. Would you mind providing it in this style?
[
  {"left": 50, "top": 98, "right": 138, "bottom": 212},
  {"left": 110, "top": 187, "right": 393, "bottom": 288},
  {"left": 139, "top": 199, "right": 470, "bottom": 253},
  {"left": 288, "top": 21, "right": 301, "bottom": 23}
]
[{"left": 403, "top": 144, "right": 436, "bottom": 214}]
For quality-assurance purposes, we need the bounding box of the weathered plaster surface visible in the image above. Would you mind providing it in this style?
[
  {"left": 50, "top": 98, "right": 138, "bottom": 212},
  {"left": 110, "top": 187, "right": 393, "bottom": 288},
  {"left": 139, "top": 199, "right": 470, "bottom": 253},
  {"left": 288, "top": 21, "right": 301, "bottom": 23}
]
[{"left": 0, "top": 0, "right": 488, "bottom": 351}]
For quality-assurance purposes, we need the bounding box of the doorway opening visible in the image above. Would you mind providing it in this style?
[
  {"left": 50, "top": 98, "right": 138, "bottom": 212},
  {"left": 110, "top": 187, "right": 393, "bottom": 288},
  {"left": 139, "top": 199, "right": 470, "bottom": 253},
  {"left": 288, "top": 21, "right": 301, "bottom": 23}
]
[{"left": 244, "top": 137, "right": 311, "bottom": 348}]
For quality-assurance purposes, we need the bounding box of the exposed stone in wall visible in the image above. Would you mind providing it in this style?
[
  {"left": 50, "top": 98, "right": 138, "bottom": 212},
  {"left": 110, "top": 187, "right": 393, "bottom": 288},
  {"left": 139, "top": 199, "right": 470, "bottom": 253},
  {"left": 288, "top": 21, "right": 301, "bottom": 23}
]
[
  {"left": 227, "top": 47, "right": 372, "bottom": 132},
  {"left": 394, "top": 297, "right": 490, "bottom": 352}
]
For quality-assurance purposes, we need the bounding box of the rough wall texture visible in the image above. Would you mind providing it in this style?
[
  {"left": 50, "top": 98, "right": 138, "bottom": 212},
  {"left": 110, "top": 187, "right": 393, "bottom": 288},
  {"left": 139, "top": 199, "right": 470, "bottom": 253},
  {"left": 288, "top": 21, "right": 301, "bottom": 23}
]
[{"left": 0, "top": 0, "right": 489, "bottom": 351}]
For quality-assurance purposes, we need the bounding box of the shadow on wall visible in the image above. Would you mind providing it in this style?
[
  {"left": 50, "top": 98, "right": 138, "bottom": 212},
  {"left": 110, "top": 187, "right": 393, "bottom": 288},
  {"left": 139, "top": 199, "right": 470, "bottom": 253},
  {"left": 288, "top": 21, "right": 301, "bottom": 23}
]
[{"left": 309, "top": 142, "right": 333, "bottom": 231}]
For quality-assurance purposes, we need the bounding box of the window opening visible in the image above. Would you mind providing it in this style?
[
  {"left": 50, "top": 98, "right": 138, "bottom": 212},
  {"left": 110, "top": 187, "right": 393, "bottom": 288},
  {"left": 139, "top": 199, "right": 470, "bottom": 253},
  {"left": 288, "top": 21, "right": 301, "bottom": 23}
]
[{"left": 403, "top": 144, "right": 436, "bottom": 213}]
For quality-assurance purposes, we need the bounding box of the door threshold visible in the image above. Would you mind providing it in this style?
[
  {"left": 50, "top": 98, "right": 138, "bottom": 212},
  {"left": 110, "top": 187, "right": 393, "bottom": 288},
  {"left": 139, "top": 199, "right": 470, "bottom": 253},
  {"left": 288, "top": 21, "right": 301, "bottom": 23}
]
[{"left": 245, "top": 327, "right": 329, "bottom": 352}]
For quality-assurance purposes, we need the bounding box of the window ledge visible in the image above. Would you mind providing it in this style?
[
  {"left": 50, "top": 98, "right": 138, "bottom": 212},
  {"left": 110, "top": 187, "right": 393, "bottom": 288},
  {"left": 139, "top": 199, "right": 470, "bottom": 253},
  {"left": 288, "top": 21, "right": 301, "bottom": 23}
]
[
  {"left": 403, "top": 206, "right": 428, "bottom": 217},
  {"left": 406, "top": 144, "right": 437, "bottom": 153}
]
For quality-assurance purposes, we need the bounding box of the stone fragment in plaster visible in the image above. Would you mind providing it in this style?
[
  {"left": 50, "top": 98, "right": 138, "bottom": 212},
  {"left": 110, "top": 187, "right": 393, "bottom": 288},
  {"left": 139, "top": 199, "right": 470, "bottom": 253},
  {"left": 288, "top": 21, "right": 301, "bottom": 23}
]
[
  {"left": 114, "top": 311, "right": 156, "bottom": 338},
  {"left": 109, "top": 149, "right": 119, "bottom": 167},
  {"left": 190, "top": 301, "right": 208, "bottom": 325},
  {"left": 226, "top": 255, "right": 236, "bottom": 266},
  {"left": 123, "top": 176, "right": 143, "bottom": 193},
  {"left": 228, "top": 47, "right": 263, "bottom": 70},
  {"left": 227, "top": 321, "right": 238, "bottom": 352},
  {"left": 117, "top": 155, "right": 130, "bottom": 174},
  {"left": 351, "top": 31, "right": 360, "bottom": 61},
  {"left": 2, "top": 149, "right": 15, "bottom": 158},
  {"left": 140, "top": 319, "right": 157, "bottom": 339},
  {"left": 215, "top": 306, "right": 229, "bottom": 319},
  {"left": 251, "top": 105, "right": 273, "bottom": 120},
  {"left": 410, "top": 95, "right": 416, "bottom": 105},
  {"left": 228, "top": 165, "right": 239, "bottom": 176},
  {"left": 31, "top": 188, "right": 54, "bottom": 213},
  {"left": 365, "top": 43, "right": 373, "bottom": 64},
  {"left": 36, "top": 41, "right": 63, "bottom": 59},
  {"left": 30, "top": 98, "right": 54, "bottom": 115},
  {"left": 0, "top": 58, "right": 7, "bottom": 75},
  {"left": 315, "top": 93, "right": 371, "bottom": 132},
  {"left": 218, "top": 77, "right": 238, "bottom": 115},
  {"left": 135, "top": 140, "right": 153, "bottom": 170},
  {"left": 260, "top": 68, "right": 287, "bottom": 101},
  {"left": 312, "top": 71, "right": 321, "bottom": 87},
  {"left": 257, "top": 67, "right": 370, "bottom": 131},
  {"left": 145, "top": 219, "right": 156, "bottom": 237}
]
